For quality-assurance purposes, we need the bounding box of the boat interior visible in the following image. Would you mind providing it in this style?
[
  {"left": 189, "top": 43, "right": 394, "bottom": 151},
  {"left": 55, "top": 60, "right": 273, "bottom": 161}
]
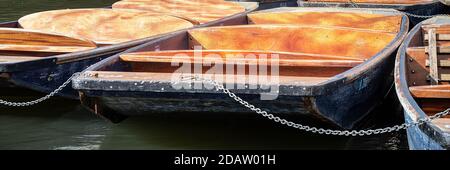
[
  {"left": 112, "top": 0, "right": 246, "bottom": 24},
  {"left": 404, "top": 22, "right": 450, "bottom": 129},
  {"left": 301, "top": 0, "right": 435, "bottom": 4},
  {"left": 86, "top": 10, "right": 404, "bottom": 87},
  {"left": 0, "top": 28, "right": 99, "bottom": 62}
]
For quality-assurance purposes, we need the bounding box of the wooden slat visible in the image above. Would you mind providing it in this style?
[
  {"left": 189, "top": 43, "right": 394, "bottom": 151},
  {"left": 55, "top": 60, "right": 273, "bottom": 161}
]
[
  {"left": 120, "top": 50, "right": 364, "bottom": 68},
  {"left": 424, "top": 46, "right": 450, "bottom": 53},
  {"left": 441, "top": 74, "right": 450, "bottom": 81},
  {"left": 423, "top": 33, "right": 450, "bottom": 41},
  {"left": 19, "top": 9, "right": 194, "bottom": 45},
  {"left": 112, "top": 0, "right": 245, "bottom": 24},
  {"left": 425, "top": 59, "right": 450, "bottom": 67},
  {"left": 409, "top": 85, "right": 450, "bottom": 98},
  {"left": 0, "top": 28, "right": 97, "bottom": 53},
  {"left": 428, "top": 29, "right": 439, "bottom": 84}
]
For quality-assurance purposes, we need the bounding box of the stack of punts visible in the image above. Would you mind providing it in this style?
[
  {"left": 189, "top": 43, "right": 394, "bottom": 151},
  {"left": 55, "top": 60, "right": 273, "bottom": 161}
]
[
  {"left": 73, "top": 7, "right": 409, "bottom": 129},
  {"left": 395, "top": 16, "right": 450, "bottom": 150},
  {"left": 297, "top": 0, "right": 449, "bottom": 26},
  {"left": 0, "top": 1, "right": 257, "bottom": 99}
]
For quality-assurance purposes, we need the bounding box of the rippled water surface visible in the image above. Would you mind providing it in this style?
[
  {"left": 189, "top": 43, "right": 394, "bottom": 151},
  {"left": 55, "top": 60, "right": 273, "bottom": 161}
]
[{"left": 0, "top": 0, "right": 408, "bottom": 150}]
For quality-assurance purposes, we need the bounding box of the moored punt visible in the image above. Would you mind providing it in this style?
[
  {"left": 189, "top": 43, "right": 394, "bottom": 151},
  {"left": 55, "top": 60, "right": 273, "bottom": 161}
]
[
  {"left": 0, "top": 1, "right": 257, "bottom": 99},
  {"left": 297, "top": 0, "right": 449, "bottom": 26},
  {"left": 395, "top": 16, "right": 450, "bottom": 150},
  {"left": 73, "top": 7, "right": 409, "bottom": 129}
]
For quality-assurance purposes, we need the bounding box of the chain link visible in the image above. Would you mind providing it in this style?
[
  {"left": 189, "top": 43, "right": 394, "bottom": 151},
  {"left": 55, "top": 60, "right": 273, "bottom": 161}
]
[
  {"left": 180, "top": 75, "right": 450, "bottom": 136},
  {"left": 0, "top": 72, "right": 81, "bottom": 107}
]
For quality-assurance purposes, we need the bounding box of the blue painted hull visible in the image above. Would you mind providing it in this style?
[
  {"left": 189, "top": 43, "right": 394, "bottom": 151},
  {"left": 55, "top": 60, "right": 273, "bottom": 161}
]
[{"left": 404, "top": 112, "right": 445, "bottom": 150}]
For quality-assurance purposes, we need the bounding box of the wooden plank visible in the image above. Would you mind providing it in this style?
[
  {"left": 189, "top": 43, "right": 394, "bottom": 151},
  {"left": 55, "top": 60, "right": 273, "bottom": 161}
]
[
  {"left": 405, "top": 47, "right": 450, "bottom": 86},
  {"left": 120, "top": 50, "right": 364, "bottom": 68},
  {"left": 409, "top": 85, "right": 450, "bottom": 98},
  {"left": 441, "top": 74, "right": 450, "bottom": 81},
  {"left": 187, "top": 25, "right": 397, "bottom": 59},
  {"left": 0, "top": 28, "right": 97, "bottom": 53},
  {"left": 423, "top": 33, "right": 450, "bottom": 41},
  {"left": 428, "top": 29, "right": 439, "bottom": 84},
  {"left": 424, "top": 46, "right": 450, "bottom": 54},
  {"left": 83, "top": 71, "right": 331, "bottom": 86},
  {"left": 425, "top": 59, "right": 450, "bottom": 67},
  {"left": 247, "top": 11, "right": 402, "bottom": 33},
  {"left": 19, "top": 9, "right": 194, "bottom": 45}
]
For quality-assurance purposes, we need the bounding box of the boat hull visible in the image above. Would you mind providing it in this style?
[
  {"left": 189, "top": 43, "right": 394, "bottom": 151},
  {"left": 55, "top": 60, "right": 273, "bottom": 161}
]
[
  {"left": 0, "top": 2, "right": 258, "bottom": 99},
  {"left": 395, "top": 17, "right": 450, "bottom": 150},
  {"left": 297, "top": 1, "right": 449, "bottom": 26},
  {"left": 404, "top": 110, "right": 445, "bottom": 150},
  {"left": 77, "top": 47, "right": 395, "bottom": 128}
]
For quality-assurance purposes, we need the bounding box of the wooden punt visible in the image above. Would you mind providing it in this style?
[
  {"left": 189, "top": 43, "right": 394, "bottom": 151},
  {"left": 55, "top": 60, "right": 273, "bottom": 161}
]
[
  {"left": 395, "top": 16, "right": 450, "bottom": 150},
  {"left": 0, "top": 2, "right": 258, "bottom": 99},
  {"left": 73, "top": 7, "right": 409, "bottom": 128},
  {"left": 297, "top": 0, "right": 450, "bottom": 26}
]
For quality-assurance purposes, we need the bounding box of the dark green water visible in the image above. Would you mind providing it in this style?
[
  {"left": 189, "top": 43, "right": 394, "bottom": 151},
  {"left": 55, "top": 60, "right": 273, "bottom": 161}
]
[{"left": 0, "top": 0, "right": 408, "bottom": 150}]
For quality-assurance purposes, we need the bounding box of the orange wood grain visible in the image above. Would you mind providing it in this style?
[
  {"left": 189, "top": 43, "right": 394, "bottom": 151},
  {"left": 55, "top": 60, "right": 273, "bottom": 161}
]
[
  {"left": 19, "top": 9, "right": 194, "bottom": 45},
  {"left": 409, "top": 85, "right": 450, "bottom": 98},
  {"left": 112, "top": 0, "right": 245, "bottom": 24},
  {"left": 0, "top": 28, "right": 96, "bottom": 53},
  {"left": 187, "top": 25, "right": 396, "bottom": 59},
  {"left": 248, "top": 12, "right": 402, "bottom": 33}
]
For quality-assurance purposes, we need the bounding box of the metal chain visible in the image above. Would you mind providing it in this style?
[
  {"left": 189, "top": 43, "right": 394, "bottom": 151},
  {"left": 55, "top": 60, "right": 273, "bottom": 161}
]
[
  {"left": 180, "top": 75, "right": 450, "bottom": 136},
  {"left": 0, "top": 72, "right": 81, "bottom": 107}
]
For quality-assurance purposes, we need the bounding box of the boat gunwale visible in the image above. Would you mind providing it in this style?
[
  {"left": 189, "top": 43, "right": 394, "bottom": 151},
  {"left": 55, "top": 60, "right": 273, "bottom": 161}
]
[
  {"left": 0, "top": 2, "right": 259, "bottom": 72},
  {"left": 394, "top": 18, "right": 450, "bottom": 149},
  {"left": 297, "top": 0, "right": 442, "bottom": 10},
  {"left": 73, "top": 8, "right": 409, "bottom": 97}
]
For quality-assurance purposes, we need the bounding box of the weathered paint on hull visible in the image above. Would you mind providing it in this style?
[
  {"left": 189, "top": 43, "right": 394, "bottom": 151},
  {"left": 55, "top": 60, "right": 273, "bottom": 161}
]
[
  {"left": 79, "top": 48, "right": 394, "bottom": 129},
  {"left": 297, "top": 1, "right": 448, "bottom": 26},
  {"left": 404, "top": 110, "right": 445, "bottom": 150},
  {"left": 5, "top": 55, "right": 110, "bottom": 99}
]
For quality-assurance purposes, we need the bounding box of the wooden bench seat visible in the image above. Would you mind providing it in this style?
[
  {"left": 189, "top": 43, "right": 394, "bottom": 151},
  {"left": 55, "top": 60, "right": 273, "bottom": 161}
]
[
  {"left": 120, "top": 50, "right": 365, "bottom": 68},
  {"left": 409, "top": 85, "right": 450, "bottom": 98}
]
